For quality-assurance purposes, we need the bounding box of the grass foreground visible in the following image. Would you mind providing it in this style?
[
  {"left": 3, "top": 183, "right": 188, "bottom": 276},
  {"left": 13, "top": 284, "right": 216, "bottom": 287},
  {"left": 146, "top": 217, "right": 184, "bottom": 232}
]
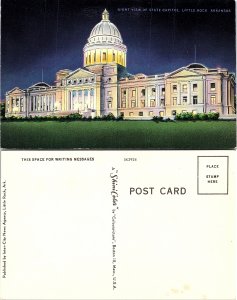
[{"left": 1, "top": 120, "right": 236, "bottom": 149}]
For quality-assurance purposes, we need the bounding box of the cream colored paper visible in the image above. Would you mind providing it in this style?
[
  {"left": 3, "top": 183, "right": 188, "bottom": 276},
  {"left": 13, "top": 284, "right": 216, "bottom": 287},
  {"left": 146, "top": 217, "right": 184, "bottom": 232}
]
[{"left": 0, "top": 150, "right": 235, "bottom": 299}]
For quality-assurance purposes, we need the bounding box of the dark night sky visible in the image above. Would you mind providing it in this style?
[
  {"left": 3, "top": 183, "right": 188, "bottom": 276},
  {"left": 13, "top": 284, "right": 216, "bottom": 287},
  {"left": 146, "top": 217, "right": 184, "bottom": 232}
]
[{"left": 1, "top": 0, "right": 236, "bottom": 99}]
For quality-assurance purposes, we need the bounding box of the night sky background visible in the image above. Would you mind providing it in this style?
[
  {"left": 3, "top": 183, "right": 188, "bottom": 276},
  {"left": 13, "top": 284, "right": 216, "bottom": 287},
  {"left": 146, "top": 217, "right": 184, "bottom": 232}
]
[{"left": 1, "top": 0, "right": 235, "bottom": 99}]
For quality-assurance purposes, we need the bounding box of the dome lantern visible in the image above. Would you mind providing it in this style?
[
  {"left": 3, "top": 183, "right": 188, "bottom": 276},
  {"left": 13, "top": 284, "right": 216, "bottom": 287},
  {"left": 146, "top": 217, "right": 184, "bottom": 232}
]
[{"left": 102, "top": 9, "right": 109, "bottom": 21}]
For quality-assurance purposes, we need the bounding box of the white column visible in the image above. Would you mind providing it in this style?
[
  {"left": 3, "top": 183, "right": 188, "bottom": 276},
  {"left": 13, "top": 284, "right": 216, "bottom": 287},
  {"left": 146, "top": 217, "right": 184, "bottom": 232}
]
[
  {"left": 188, "top": 81, "right": 192, "bottom": 104},
  {"left": 156, "top": 85, "right": 160, "bottom": 106},
  {"left": 178, "top": 83, "right": 181, "bottom": 105}
]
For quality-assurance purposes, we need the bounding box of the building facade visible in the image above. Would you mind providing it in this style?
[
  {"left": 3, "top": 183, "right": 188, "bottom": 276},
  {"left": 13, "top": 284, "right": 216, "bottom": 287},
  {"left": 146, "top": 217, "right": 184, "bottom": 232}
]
[{"left": 5, "top": 9, "right": 236, "bottom": 119}]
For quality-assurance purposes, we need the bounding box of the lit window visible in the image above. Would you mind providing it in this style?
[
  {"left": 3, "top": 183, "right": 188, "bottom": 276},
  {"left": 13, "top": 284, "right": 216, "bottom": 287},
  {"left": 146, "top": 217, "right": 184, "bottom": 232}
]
[
  {"left": 122, "top": 101, "right": 126, "bottom": 108},
  {"left": 193, "top": 83, "right": 197, "bottom": 92},
  {"left": 173, "top": 85, "right": 177, "bottom": 93},
  {"left": 129, "top": 112, "right": 134, "bottom": 116},
  {"left": 192, "top": 110, "right": 197, "bottom": 114},
  {"left": 162, "top": 88, "right": 165, "bottom": 95},
  {"left": 131, "top": 100, "right": 136, "bottom": 107},
  {"left": 139, "top": 112, "right": 143, "bottom": 116},
  {"left": 182, "top": 96, "right": 187, "bottom": 104},
  {"left": 150, "top": 100, "right": 156, "bottom": 107},
  {"left": 140, "top": 100, "right": 145, "bottom": 107},
  {"left": 182, "top": 84, "right": 187, "bottom": 93},
  {"left": 173, "top": 97, "right": 177, "bottom": 105},
  {"left": 210, "top": 83, "right": 216, "bottom": 91},
  {"left": 132, "top": 90, "right": 136, "bottom": 97},
  {"left": 211, "top": 95, "right": 216, "bottom": 104},
  {"left": 193, "top": 96, "right": 198, "bottom": 104},
  {"left": 159, "top": 111, "right": 164, "bottom": 117}
]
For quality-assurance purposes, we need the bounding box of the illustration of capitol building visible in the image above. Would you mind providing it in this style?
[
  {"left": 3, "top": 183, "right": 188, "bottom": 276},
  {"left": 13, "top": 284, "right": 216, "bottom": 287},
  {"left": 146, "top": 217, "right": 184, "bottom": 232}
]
[{"left": 5, "top": 9, "right": 235, "bottom": 118}]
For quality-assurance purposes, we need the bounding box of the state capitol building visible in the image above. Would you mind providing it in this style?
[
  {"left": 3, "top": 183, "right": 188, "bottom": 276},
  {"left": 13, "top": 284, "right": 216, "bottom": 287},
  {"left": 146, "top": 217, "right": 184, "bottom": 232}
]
[{"left": 5, "top": 9, "right": 235, "bottom": 119}]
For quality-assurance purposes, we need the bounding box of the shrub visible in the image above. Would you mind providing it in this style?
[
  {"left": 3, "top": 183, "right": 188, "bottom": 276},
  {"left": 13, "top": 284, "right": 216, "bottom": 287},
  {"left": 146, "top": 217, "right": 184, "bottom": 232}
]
[
  {"left": 152, "top": 116, "right": 163, "bottom": 122},
  {"left": 207, "top": 112, "right": 219, "bottom": 120}
]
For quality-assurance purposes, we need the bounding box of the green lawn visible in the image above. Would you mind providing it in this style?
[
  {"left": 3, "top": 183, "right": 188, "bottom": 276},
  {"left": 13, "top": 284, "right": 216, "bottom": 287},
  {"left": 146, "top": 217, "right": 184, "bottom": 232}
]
[{"left": 1, "top": 120, "right": 236, "bottom": 149}]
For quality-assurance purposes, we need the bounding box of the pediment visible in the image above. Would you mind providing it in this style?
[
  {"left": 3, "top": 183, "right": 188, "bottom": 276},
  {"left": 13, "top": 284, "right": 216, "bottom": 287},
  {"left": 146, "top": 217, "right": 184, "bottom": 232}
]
[
  {"left": 7, "top": 87, "right": 25, "bottom": 95},
  {"left": 67, "top": 68, "right": 95, "bottom": 79},
  {"left": 168, "top": 68, "right": 202, "bottom": 78}
]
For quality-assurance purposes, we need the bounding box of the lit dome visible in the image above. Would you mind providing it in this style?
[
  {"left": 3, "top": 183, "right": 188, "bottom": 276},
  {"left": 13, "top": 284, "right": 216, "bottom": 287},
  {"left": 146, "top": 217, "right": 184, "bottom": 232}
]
[
  {"left": 88, "top": 9, "right": 123, "bottom": 45},
  {"left": 83, "top": 9, "right": 127, "bottom": 67}
]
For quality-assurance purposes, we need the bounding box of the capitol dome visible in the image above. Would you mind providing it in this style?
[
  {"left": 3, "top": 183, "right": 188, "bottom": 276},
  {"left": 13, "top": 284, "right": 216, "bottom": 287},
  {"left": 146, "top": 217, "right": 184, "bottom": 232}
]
[{"left": 83, "top": 9, "right": 127, "bottom": 67}]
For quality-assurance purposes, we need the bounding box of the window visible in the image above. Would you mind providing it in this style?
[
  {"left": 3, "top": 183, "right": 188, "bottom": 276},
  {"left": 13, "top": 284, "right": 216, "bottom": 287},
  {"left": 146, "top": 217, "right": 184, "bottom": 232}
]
[
  {"left": 78, "top": 90, "right": 82, "bottom": 96},
  {"left": 182, "top": 110, "right": 187, "bottom": 113},
  {"left": 160, "top": 99, "right": 165, "bottom": 106},
  {"left": 72, "top": 91, "right": 76, "bottom": 97},
  {"left": 140, "top": 100, "right": 145, "bottom": 107},
  {"left": 210, "top": 83, "right": 216, "bottom": 91},
  {"left": 172, "top": 110, "right": 177, "bottom": 115},
  {"left": 120, "top": 112, "right": 124, "bottom": 117},
  {"left": 129, "top": 112, "right": 134, "bottom": 116},
  {"left": 131, "top": 100, "right": 136, "bottom": 107},
  {"left": 123, "top": 90, "right": 126, "bottom": 95},
  {"left": 182, "top": 96, "right": 187, "bottom": 104},
  {"left": 211, "top": 95, "right": 216, "bottom": 104},
  {"left": 108, "top": 101, "right": 112, "bottom": 108},
  {"left": 162, "top": 88, "right": 165, "bottom": 95},
  {"left": 141, "top": 89, "right": 145, "bottom": 96},
  {"left": 173, "top": 85, "right": 177, "bottom": 93},
  {"left": 182, "top": 84, "right": 187, "bottom": 93},
  {"left": 103, "top": 52, "right": 106, "bottom": 60},
  {"left": 16, "top": 99, "right": 19, "bottom": 107},
  {"left": 149, "top": 111, "right": 153, "bottom": 116},
  {"left": 90, "top": 89, "right": 94, "bottom": 96},
  {"left": 192, "top": 110, "right": 197, "bottom": 114},
  {"left": 152, "top": 88, "right": 156, "bottom": 95},
  {"left": 132, "top": 90, "right": 136, "bottom": 97},
  {"left": 85, "top": 79, "right": 88, "bottom": 83},
  {"left": 173, "top": 97, "right": 177, "bottom": 105},
  {"left": 159, "top": 111, "right": 164, "bottom": 117},
  {"left": 107, "top": 91, "right": 112, "bottom": 96},
  {"left": 193, "top": 96, "right": 198, "bottom": 104},
  {"left": 113, "top": 53, "right": 115, "bottom": 61},
  {"left": 84, "top": 90, "right": 88, "bottom": 96},
  {"left": 121, "top": 101, "right": 126, "bottom": 108},
  {"left": 139, "top": 112, "right": 143, "bottom": 116},
  {"left": 150, "top": 100, "right": 156, "bottom": 107},
  {"left": 89, "top": 55, "right": 91, "bottom": 64},
  {"left": 193, "top": 83, "right": 198, "bottom": 92},
  {"left": 79, "top": 79, "right": 82, "bottom": 83},
  {"left": 94, "top": 52, "right": 96, "bottom": 62}
]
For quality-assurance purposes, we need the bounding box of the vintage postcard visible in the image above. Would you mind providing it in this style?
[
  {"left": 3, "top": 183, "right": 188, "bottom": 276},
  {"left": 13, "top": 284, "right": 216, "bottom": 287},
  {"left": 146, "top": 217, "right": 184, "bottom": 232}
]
[{"left": 1, "top": 0, "right": 236, "bottom": 299}]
